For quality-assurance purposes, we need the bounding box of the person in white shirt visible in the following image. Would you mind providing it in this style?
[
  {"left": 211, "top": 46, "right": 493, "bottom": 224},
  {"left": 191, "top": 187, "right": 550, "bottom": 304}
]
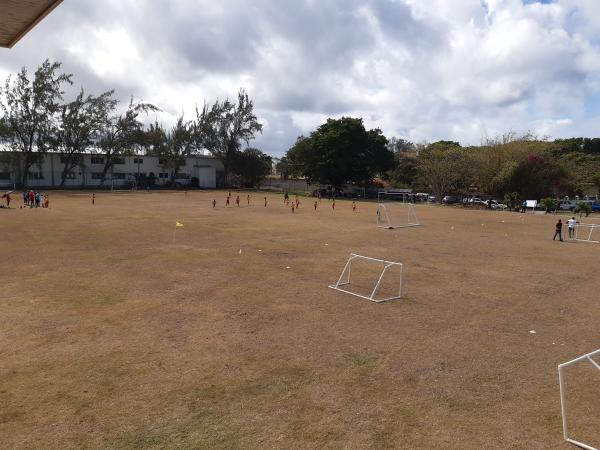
[{"left": 567, "top": 217, "right": 578, "bottom": 240}]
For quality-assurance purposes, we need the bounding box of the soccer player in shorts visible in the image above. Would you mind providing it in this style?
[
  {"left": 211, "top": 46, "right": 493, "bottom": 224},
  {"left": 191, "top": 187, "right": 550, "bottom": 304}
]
[
  {"left": 264, "top": 197, "right": 267, "bottom": 207},
  {"left": 226, "top": 196, "right": 230, "bottom": 206},
  {"left": 567, "top": 217, "right": 578, "bottom": 240},
  {"left": 236, "top": 195, "right": 240, "bottom": 206},
  {"left": 352, "top": 201, "right": 356, "bottom": 212},
  {"left": 247, "top": 194, "right": 250, "bottom": 205},
  {"left": 212, "top": 199, "right": 216, "bottom": 208},
  {"left": 314, "top": 201, "right": 318, "bottom": 211}
]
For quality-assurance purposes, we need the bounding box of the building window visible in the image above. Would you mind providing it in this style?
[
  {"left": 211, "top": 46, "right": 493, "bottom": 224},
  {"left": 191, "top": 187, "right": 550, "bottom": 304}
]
[
  {"left": 112, "top": 173, "right": 127, "bottom": 180},
  {"left": 91, "top": 172, "right": 103, "bottom": 180},
  {"left": 133, "top": 157, "right": 143, "bottom": 164},
  {"left": 159, "top": 173, "right": 169, "bottom": 179},
  {"left": 28, "top": 172, "right": 44, "bottom": 180},
  {"left": 91, "top": 156, "right": 105, "bottom": 165},
  {"left": 158, "top": 158, "right": 168, "bottom": 165},
  {"left": 113, "top": 157, "right": 125, "bottom": 165},
  {"left": 65, "top": 172, "right": 77, "bottom": 180},
  {"left": 0, "top": 172, "right": 10, "bottom": 180}
]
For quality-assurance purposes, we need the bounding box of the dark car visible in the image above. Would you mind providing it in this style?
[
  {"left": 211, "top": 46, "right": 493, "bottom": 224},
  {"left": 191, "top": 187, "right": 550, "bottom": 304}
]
[{"left": 442, "top": 195, "right": 460, "bottom": 204}]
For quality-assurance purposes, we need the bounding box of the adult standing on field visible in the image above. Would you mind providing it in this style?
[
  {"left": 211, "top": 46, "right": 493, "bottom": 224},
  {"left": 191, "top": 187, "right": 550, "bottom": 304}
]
[
  {"left": 567, "top": 217, "right": 578, "bottom": 240},
  {"left": 553, "top": 219, "right": 563, "bottom": 241}
]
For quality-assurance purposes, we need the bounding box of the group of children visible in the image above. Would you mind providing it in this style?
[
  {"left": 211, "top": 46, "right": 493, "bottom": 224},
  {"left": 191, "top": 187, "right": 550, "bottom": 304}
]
[
  {"left": 213, "top": 191, "right": 357, "bottom": 214},
  {"left": 1, "top": 190, "right": 49, "bottom": 209},
  {"left": 22, "top": 190, "right": 49, "bottom": 209}
]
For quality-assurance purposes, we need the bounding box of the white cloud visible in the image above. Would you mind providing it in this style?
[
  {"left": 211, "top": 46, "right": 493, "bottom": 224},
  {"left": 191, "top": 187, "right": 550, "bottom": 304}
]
[{"left": 1, "top": 0, "right": 600, "bottom": 155}]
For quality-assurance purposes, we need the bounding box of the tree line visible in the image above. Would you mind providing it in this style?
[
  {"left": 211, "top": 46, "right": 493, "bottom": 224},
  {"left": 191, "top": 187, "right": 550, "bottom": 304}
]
[
  {"left": 280, "top": 120, "right": 600, "bottom": 202},
  {"left": 0, "top": 60, "right": 270, "bottom": 188}
]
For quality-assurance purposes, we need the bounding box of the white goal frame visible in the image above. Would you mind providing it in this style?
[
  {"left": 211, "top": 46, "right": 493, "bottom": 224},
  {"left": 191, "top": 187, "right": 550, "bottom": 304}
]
[
  {"left": 558, "top": 349, "right": 600, "bottom": 450},
  {"left": 575, "top": 224, "right": 600, "bottom": 243},
  {"left": 376, "top": 203, "right": 421, "bottom": 229},
  {"left": 328, "top": 253, "right": 404, "bottom": 303}
]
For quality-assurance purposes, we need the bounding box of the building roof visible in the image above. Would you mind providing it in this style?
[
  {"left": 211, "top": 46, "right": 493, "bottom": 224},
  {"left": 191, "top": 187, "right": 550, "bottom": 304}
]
[{"left": 0, "top": 0, "right": 63, "bottom": 48}]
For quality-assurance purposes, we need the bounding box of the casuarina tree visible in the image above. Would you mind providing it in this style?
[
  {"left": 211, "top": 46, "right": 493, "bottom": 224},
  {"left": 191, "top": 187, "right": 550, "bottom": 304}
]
[{"left": 0, "top": 60, "right": 72, "bottom": 187}]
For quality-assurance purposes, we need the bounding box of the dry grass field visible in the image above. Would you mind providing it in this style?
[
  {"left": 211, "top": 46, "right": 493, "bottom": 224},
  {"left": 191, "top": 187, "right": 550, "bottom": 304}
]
[{"left": 1, "top": 190, "right": 599, "bottom": 449}]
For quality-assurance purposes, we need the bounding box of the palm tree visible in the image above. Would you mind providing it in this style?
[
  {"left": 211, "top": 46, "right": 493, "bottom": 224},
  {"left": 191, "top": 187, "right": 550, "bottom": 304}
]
[
  {"left": 540, "top": 197, "right": 555, "bottom": 214},
  {"left": 574, "top": 201, "right": 592, "bottom": 219}
]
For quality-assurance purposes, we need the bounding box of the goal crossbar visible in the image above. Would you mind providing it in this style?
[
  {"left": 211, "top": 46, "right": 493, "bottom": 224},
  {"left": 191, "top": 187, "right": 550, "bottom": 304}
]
[
  {"left": 328, "top": 253, "right": 404, "bottom": 303},
  {"left": 376, "top": 203, "right": 421, "bottom": 229},
  {"left": 575, "top": 224, "right": 600, "bottom": 243},
  {"left": 558, "top": 348, "right": 600, "bottom": 450}
]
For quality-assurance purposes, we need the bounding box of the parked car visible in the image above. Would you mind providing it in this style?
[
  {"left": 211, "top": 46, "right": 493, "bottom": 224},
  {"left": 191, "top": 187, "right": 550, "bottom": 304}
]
[
  {"left": 465, "top": 197, "right": 486, "bottom": 205},
  {"left": 592, "top": 202, "right": 600, "bottom": 212},
  {"left": 442, "top": 195, "right": 461, "bottom": 204},
  {"left": 489, "top": 200, "right": 507, "bottom": 210},
  {"left": 558, "top": 201, "right": 577, "bottom": 211}
]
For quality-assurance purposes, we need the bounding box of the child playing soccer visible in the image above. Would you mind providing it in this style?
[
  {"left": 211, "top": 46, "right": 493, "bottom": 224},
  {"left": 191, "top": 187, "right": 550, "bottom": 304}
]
[
  {"left": 247, "top": 194, "right": 250, "bottom": 205},
  {"left": 264, "top": 197, "right": 267, "bottom": 207},
  {"left": 226, "top": 196, "right": 230, "bottom": 206},
  {"left": 236, "top": 195, "right": 240, "bottom": 206},
  {"left": 352, "top": 201, "right": 356, "bottom": 212},
  {"left": 212, "top": 199, "right": 216, "bottom": 208}
]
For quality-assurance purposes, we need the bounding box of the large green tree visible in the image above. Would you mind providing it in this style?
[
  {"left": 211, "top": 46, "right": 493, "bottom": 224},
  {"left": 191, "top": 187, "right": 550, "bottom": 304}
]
[
  {"left": 506, "top": 154, "right": 570, "bottom": 199},
  {"left": 0, "top": 60, "right": 72, "bottom": 187},
  {"left": 145, "top": 117, "right": 195, "bottom": 184},
  {"left": 284, "top": 117, "right": 393, "bottom": 188},
  {"left": 195, "top": 89, "right": 263, "bottom": 185},
  {"left": 55, "top": 89, "right": 116, "bottom": 186},
  {"left": 97, "top": 98, "right": 158, "bottom": 186},
  {"left": 231, "top": 147, "right": 272, "bottom": 188},
  {"left": 417, "top": 142, "right": 474, "bottom": 200}
]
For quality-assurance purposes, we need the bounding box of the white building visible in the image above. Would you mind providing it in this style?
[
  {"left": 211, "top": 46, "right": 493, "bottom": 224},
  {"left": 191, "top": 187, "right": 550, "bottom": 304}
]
[{"left": 0, "top": 152, "right": 224, "bottom": 189}]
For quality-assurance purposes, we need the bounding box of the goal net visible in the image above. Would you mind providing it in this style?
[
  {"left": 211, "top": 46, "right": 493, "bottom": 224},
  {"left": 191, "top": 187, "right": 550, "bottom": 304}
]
[
  {"left": 377, "top": 190, "right": 414, "bottom": 203},
  {"left": 328, "top": 254, "right": 404, "bottom": 302},
  {"left": 575, "top": 223, "right": 600, "bottom": 243},
  {"left": 376, "top": 203, "right": 421, "bottom": 229},
  {"left": 558, "top": 349, "right": 600, "bottom": 450}
]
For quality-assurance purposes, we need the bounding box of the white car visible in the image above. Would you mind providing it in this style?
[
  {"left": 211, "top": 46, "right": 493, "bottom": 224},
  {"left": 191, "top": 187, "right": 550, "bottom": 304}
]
[{"left": 490, "top": 200, "right": 507, "bottom": 210}]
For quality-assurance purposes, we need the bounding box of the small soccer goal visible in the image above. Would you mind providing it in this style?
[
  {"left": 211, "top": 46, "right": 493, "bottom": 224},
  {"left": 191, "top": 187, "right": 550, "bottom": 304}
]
[
  {"left": 376, "top": 203, "right": 421, "bottom": 229},
  {"left": 558, "top": 349, "right": 600, "bottom": 450},
  {"left": 328, "top": 253, "right": 404, "bottom": 302},
  {"left": 575, "top": 223, "right": 600, "bottom": 243}
]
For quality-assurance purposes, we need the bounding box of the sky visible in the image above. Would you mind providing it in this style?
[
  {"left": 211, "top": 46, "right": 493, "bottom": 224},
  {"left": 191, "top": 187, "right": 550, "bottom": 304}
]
[{"left": 1, "top": 0, "right": 600, "bottom": 156}]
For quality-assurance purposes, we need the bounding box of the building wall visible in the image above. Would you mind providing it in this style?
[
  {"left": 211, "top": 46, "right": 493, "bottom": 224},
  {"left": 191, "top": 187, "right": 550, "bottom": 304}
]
[{"left": 0, "top": 153, "right": 224, "bottom": 189}]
